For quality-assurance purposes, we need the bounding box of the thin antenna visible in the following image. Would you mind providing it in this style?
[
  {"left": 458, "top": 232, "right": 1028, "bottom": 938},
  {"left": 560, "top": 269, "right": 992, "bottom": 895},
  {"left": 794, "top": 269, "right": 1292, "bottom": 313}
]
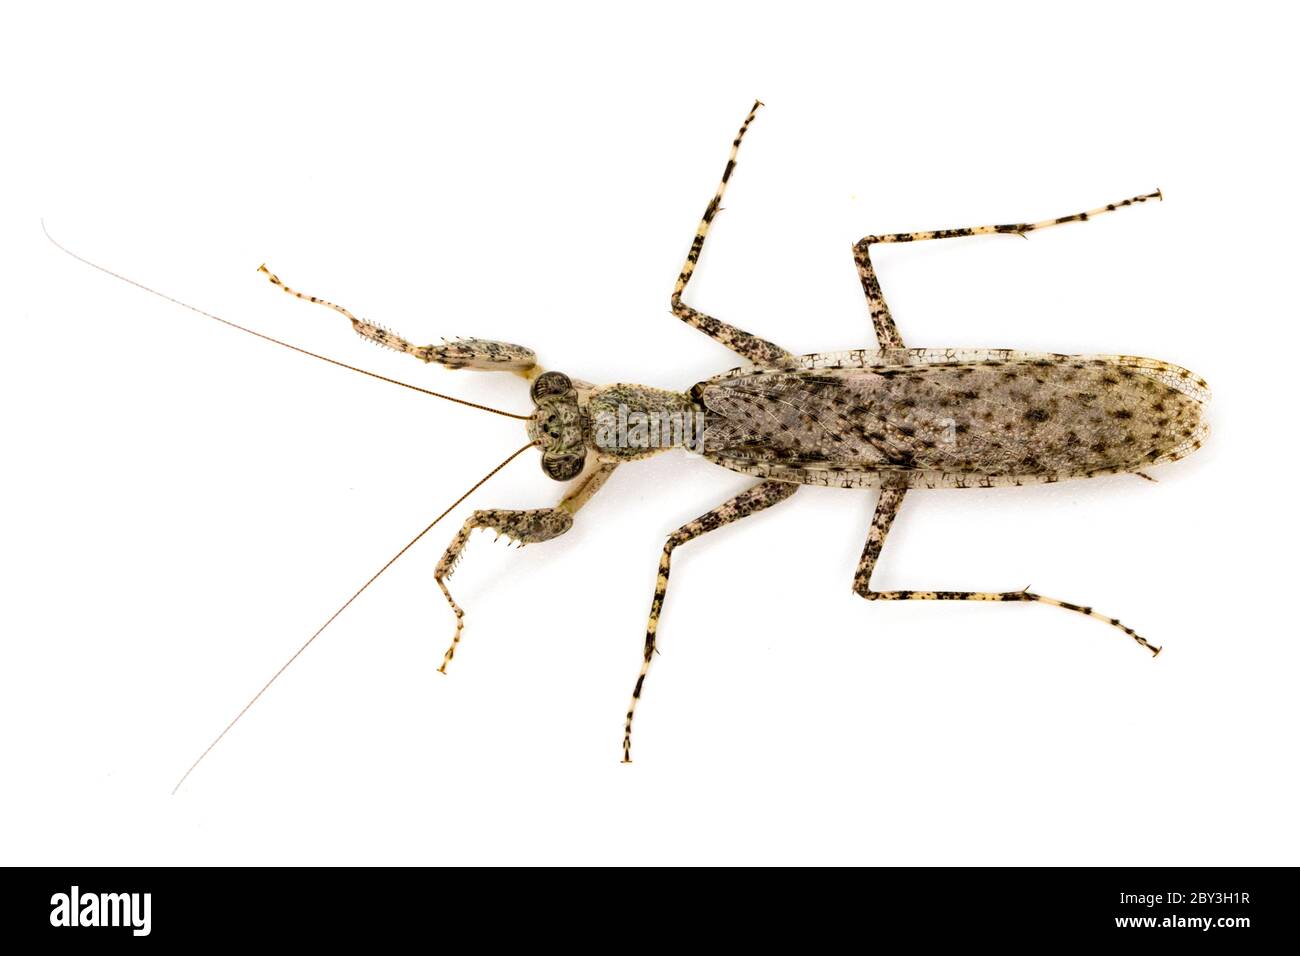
[
  {"left": 171, "top": 440, "right": 537, "bottom": 794},
  {"left": 41, "top": 223, "right": 531, "bottom": 421}
]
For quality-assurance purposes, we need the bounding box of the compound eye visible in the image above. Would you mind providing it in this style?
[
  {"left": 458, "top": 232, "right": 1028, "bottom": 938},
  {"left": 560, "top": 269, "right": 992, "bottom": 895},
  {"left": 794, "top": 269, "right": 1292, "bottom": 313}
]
[
  {"left": 542, "top": 452, "right": 584, "bottom": 482},
  {"left": 531, "top": 371, "right": 573, "bottom": 402}
]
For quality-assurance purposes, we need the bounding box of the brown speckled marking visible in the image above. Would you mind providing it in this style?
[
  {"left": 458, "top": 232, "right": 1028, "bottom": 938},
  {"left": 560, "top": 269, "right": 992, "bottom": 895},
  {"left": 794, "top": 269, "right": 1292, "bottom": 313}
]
[
  {"left": 698, "top": 353, "right": 1207, "bottom": 485},
  {"left": 622, "top": 479, "right": 798, "bottom": 762},
  {"left": 257, "top": 264, "right": 537, "bottom": 372}
]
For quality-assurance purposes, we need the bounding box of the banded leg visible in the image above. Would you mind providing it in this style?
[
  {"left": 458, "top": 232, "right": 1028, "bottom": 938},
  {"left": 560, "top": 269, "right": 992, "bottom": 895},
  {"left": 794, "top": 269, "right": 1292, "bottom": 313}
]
[
  {"left": 852, "top": 485, "right": 1161, "bottom": 656},
  {"left": 671, "top": 100, "right": 795, "bottom": 368},
  {"left": 436, "top": 463, "right": 617, "bottom": 671},
  {"left": 623, "top": 479, "right": 799, "bottom": 763},
  {"left": 853, "top": 190, "right": 1162, "bottom": 351},
  {"left": 258, "top": 264, "right": 536, "bottom": 371}
]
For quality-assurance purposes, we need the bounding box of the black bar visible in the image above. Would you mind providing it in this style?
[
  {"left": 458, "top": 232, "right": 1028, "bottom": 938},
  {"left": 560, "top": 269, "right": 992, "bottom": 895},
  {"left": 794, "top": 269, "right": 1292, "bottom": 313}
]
[{"left": 4, "top": 866, "right": 1289, "bottom": 946}]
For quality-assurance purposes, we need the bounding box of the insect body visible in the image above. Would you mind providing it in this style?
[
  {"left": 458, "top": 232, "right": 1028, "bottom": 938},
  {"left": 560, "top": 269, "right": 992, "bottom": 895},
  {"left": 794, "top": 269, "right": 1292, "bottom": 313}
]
[{"left": 49, "top": 101, "right": 1209, "bottom": 786}]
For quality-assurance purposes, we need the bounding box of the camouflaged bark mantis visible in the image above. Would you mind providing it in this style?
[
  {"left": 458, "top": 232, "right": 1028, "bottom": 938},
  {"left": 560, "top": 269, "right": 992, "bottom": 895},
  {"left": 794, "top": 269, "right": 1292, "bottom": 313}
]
[{"left": 47, "top": 100, "right": 1209, "bottom": 788}]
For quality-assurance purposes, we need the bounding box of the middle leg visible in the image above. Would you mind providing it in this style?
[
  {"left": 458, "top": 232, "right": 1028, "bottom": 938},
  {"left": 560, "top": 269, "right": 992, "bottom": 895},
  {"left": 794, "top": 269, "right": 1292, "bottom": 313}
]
[
  {"left": 670, "top": 101, "right": 796, "bottom": 369},
  {"left": 622, "top": 478, "right": 799, "bottom": 762}
]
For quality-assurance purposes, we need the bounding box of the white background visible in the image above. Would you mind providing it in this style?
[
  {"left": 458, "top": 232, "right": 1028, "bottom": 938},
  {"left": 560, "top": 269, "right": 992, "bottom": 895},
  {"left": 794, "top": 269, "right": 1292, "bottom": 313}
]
[{"left": 2, "top": 2, "right": 1296, "bottom": 866}]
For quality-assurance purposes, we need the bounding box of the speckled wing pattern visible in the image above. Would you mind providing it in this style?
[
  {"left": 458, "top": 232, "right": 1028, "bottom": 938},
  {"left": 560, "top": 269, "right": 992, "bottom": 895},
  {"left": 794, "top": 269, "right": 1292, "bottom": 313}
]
[{"left": 699, "top": 350, "right": 1208, "bottom": 489}]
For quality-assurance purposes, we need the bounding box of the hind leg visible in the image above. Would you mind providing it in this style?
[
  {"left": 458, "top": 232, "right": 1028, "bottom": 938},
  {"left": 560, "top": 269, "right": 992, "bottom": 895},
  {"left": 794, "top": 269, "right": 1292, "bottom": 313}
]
[
  {"left": 853, "top": 190, "right": 1162, "bottom": 351},
  {"left": 852, "top": 485, "right": 1160, "bottom": 656}
]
